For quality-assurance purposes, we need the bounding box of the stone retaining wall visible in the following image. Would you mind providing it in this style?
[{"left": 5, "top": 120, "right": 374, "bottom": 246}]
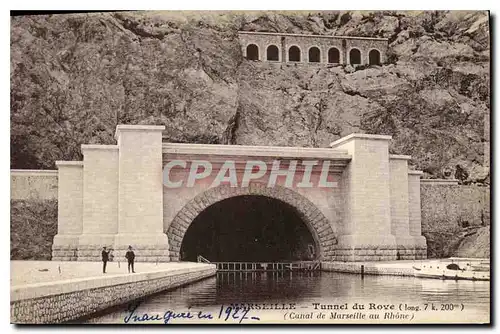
[
  {"left": 331, "top": 245, "right": 426, "bottom": 262},
  {"left": 421, "top": 183, "right": 489, "bottom": 232},
  {"left": 11, "top": 170, "right": 58, "bottom": 200},
  {"left": 420, "top": 179, "right": 459, "bottom": 186},
  {"left": 11, "top": 264, "right": 216, "bottom": 324}
]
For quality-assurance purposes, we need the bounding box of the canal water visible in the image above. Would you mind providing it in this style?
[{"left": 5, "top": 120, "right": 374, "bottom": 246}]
[{"left": 87, "top": 271, "right": 490, "bottom": 324}]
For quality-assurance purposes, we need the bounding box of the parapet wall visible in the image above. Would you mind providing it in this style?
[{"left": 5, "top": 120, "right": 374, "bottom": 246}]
[
  {"left": 11, "top": 170, "right": 58, "bottom": 200},
  {"left": 238, "top": 31, "right": 388, "bottom": 65},
  {"left": 11, "top": 264, "right": 216, "bottom": 324}
]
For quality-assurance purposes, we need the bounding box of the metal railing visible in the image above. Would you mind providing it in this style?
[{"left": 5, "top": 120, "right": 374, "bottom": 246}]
[
  {"left": 214, "top": 261, "right": 321, "bottom": 272},
  {"left": 197, "top": 255, "right": 212, "bottom": 263},
  {"left": 197, "top": 255, "right": 320, "bottom": 272}
]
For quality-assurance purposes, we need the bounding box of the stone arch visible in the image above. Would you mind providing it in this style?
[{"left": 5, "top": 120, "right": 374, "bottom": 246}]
[
  {"left": 266, "top": 44, "right": 279, "bottom": 61},
  {"left": 246, "top": 44, "right": 259, "bottom": 60},
  {"left": 308, "top": 46, "right": 321, "bottom": 63},
  {"left": 167, "top": 183, "right": 336, "bottom": 262},
  {"left": 369, "top": 49, "right": 381, "bottom": 65},
  {"left": 328, "top": 47, "right": 340, "bottom": 63},
  {"left": 288, "top": 45, "right": 301, "bottom": 62},
  {"left": 349, "top": 48, "right": 361, "bottom": 65}
]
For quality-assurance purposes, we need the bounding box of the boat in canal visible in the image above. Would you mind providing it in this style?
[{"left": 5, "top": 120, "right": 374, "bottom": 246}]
[{"left": 412, "top": 261, "right": 490, "bottom": 281}]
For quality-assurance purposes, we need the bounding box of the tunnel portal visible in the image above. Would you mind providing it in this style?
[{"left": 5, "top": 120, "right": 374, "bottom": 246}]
[{"left": 180, "top": 195, "right": 317, "bottom": 262}]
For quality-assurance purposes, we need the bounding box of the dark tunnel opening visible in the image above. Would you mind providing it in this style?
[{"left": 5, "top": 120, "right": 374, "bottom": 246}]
[{"left": 180, "top": 195, "right": 317, "bottom": 262}]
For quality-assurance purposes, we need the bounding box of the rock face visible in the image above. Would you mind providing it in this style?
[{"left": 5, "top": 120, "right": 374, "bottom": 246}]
[
  {"left": 10, "top": 11, "right": 489, "bottom": 183},
  {"left": 453, "top": 226, "right": 490, "bottom": 258},
  {"left": 10, "top": 200, "right": 57, "bottom": 260}
]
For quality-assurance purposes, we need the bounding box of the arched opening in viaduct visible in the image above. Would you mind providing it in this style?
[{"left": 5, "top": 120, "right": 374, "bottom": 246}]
[
  {"left": 246, "top": 44, "right": 259, "bottom": 60},
  {"left": 167, "top": 184, "right": 337, "bottom": 262},
  {"left": 308, "top": 47, "right": 320, "bottom": 63},
  {"left": 288, "top": 46, "right": 301, "bottom": 62},
  {"left": 328, "top": 47, "right": 340, "bottom": 63},
  {"left": 349, "top": 48, "right": 361, "bottom": 65},
  {"left": 369, "top": 49, "right": 381, "bottom": 65},
  {"left": 266, "top": 45, "right": 279, "bottom": 61}
]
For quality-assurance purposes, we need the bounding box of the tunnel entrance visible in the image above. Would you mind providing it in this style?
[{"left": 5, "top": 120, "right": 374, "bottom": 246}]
[{"left": 179, "top": 195, "right": 317, "bottom": 262}]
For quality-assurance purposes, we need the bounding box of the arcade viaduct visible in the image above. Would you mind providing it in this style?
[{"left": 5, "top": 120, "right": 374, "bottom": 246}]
[
  {"left": 238, "top": 31, "right": 388, "bottom": 66},
  {"left": 51, "top": 125, "right": 426, "bottom": 263}
]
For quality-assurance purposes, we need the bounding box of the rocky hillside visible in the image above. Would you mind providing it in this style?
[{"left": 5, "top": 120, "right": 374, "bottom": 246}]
[
  {"left": 11, "top": 11, "right": 490, "bottom": 183},
  {"left": 454, "top": 226, "right": 490, "bottom": 258},
  {"left": 424, "top": 225, "right": 490, "bottom": 259}
]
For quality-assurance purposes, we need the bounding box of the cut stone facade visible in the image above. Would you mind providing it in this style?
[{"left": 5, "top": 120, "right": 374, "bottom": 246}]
[
  {"left": 51, "top": 124, "right": 426, "bottom": 262},
  {"left": 238, "top": 31, "right": 388, "bottom": 65}
]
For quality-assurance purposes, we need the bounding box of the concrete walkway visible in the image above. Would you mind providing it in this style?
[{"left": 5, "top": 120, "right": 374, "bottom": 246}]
[
  {"left": 10, "top": 260, "right": 206, "bottom": 286},
  {"left": 11, "top": 260, "right": 216, "bottom": 324}
]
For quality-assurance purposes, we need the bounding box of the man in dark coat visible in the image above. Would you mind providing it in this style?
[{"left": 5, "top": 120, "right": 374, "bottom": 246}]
[
  {"left": 125, "top": 245, "right": 136, "bottom": 273},
  {"left": 101, "top": 246, "right": 112, "bottom": 273}
]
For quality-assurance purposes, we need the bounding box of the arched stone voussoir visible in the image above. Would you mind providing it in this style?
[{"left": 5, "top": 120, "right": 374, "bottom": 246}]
[
  {"left": 195, "top": 195, "right": 209, "bottom": 211},
  {"left": 166, "top": 183, "right": 337, "bottom": 261},
  {"left": 182, "top": 204, "right": 198, "bottom": 220},
  {"left": 217, "top": 185, "right": 232, "bottom": 197}
]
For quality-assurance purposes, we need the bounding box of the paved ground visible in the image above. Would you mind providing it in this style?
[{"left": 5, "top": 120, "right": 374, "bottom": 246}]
[{"left": 10, "top": 260, "right": 205, "bottom": 286}]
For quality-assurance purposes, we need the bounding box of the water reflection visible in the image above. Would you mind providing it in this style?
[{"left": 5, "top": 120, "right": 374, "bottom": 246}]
[{"left": 87, "top": 271, "right": 489, "bottom": 323}]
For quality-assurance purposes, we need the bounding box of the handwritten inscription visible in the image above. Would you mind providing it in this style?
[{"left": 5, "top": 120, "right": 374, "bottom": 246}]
[{"left": 123, "top": 302, "right": 260, "bottom": 324}]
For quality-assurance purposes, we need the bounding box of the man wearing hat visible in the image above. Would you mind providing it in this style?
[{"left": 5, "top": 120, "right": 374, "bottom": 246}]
[
  {"left": 125, "top": 245, "right": 136, "bottom": 273},
  {"left": 101, "top": 246, "right": 112, "bottom": 274}
]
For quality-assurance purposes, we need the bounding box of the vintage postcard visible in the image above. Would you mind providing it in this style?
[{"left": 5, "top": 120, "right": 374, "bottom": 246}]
[{"left": 10, "top": 10, "right": 490, "bottom": 324}]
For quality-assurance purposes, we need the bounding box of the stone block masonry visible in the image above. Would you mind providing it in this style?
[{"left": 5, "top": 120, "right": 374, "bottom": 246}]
[
  {"left": 29, "top": 124, "right": 428, "bottom": 263},
  {"left": 11, "top": 263, "right": 216, "bottom": 324},
  {"left": 11, "top": 164, "right": 484, "bottom": 262},
  {"left": 51, "top": 125, "right": 170, "bottom": 262},
  {"left": 114, "top": 125, "right": 169, "bottom": 262},
  {"left": 78, "top": 145, "right": 119, "bottom": 261},
  {"left": 52, "top": 161, "right": 83, "bottom": 261},
  {"left": 329, "top": 134, "right": 399, "bottom": 261}
]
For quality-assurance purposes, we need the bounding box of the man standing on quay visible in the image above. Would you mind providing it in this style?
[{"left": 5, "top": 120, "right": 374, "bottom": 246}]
[
  {"left": 101, "top": 246, "right": 112, "bottom": 274},
  {"left": 126, "top": 245, "right": 136, "bottom": 273}
]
